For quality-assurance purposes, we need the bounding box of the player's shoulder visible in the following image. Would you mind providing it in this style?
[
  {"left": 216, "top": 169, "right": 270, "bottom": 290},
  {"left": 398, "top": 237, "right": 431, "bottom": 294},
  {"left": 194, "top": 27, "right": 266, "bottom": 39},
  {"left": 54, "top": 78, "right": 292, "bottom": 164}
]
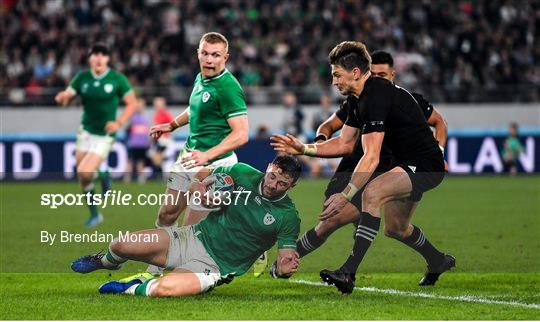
[
  {"left": 216, "top": 70, "right": 244, "bottom": 90},
  {"left": 368, "top": 76, "right": 395, "bottom": 90},
  {"left": 276, "top": 195, "right": 300, "bottom": 222}
]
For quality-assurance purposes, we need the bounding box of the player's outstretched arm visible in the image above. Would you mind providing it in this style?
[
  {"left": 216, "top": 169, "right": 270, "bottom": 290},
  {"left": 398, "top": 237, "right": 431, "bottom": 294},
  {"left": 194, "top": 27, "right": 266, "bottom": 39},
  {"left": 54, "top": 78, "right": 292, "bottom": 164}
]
[
  {"left": 150, "top": 107, "right": 190, "bottom": 140},
  {"left": 276, "top": 248, "right": 300, "bottom": 277},
  {"left": 271, "top": 124, "right": 358, "bottom": 158}
]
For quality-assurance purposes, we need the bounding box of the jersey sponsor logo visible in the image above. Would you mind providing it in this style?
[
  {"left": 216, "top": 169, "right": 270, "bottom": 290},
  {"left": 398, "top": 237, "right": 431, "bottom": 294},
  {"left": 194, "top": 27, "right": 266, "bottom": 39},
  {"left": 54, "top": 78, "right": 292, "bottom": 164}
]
[
  {"left": 263, "top": 213, "right": 275, "bottom": 225},
  {"left": 104, "top": 84, "right": 114, "bottom": 93},
  {"left": 370, "top": 121, "right": 384, "bottom": 126},
  {"left": 94, "top": 81, "right": 100, "bottom": 87},
  {"left": 408, "top": 165, "right": 417, "bottom": 173},
  {"left": 202, "top": 92, "right": 210, "bottom": 103},
  {"left": 82, "top": 83, "right": 89, "bottom": 93}
]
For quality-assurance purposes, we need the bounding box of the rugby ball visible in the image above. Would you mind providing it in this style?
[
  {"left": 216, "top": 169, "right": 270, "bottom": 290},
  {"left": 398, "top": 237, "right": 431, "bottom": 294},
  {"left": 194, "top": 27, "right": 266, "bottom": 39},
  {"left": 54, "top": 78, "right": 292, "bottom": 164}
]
[
  {"left": 189, "top": 173, "right": 234, "bottom": 211},
  {"left": 204, "top": 172, "right": 234, "bottom": 195}
]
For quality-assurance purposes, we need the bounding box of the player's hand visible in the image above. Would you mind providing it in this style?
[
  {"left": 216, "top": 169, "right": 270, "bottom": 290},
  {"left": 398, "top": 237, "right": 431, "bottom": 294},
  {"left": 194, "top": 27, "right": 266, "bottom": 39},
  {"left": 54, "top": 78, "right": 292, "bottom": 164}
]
[
  {"left": 320, "top": 193, "right": 348, "bottom": 220},
  {"left": 278, "top": 251, "right": 300, "bottom": 276},
  {"left": 149, "top": 123, "right": 173, "bottom": 140},
  {"left": 105, "top": 120, "right": 121, "bottom": 134},
  {"left": 270, "top": 134, "right": 305, "bottom": 155},
  {"left": 54, "top": 91, "right": 70, "bottom": 106},
  {"left": 181, "top": 149, "right": 211, "bottom": 169}
]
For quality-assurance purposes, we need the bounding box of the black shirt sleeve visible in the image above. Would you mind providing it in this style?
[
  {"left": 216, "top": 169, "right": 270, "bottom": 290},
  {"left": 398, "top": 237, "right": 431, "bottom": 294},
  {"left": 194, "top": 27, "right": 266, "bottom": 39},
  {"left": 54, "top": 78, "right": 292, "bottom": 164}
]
[
  {"left": 362, "top": 89, "right": 393, "bottom": 134},
  {"left": 411, "top": 92, "right": 434, "bottom": 120}
]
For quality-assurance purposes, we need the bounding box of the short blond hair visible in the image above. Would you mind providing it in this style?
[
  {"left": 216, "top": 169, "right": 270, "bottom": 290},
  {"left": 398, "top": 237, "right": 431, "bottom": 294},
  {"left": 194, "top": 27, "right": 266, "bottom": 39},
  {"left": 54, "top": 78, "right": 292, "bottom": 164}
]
[{"left": 199, "top": 32, "right": 229, "bottom": 53}]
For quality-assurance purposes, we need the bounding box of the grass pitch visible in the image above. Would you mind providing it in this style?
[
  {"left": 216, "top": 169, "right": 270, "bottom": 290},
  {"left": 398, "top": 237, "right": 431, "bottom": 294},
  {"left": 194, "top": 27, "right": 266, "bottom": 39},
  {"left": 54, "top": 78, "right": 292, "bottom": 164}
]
[{"left": 1, "top": 176, "right": 539, "bottom": 319}]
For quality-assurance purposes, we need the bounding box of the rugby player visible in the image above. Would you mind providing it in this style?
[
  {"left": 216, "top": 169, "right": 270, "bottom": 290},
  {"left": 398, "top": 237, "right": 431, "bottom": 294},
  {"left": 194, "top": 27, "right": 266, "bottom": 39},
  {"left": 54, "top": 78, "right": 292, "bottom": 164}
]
[
  {"left": 55, "top": 44, "right": 137, "bottom": 227},
  {"left": 71, "top": 156, "right": 301, "bottom": 297},
  {"left": 145, "top": 32, "right": 249, "bottom": 276},
  {"left": 272, "top": 41, "right": 454, "bottom": 293},
  {"left": 283, "top": 50, "right": 449, "bottom": 263}
]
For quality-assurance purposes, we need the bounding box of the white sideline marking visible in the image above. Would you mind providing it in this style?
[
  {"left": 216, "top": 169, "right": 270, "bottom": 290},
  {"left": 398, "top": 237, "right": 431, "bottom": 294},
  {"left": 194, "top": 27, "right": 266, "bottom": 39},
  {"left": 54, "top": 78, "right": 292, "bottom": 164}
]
[{"left": 290, "top": 279, "right": 540, "bottom": 309}]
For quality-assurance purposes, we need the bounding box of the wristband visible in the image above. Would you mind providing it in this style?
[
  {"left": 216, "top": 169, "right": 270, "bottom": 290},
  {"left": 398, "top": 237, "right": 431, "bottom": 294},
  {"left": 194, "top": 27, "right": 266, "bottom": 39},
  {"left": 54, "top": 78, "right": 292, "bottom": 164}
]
[
  {"left": 340, "top": 183, "right": 359, "bottom": 201},
  {"left": 170, "top": 118, "right": 180, "bottom": 130},
  {"left": 314, "top": 134, "right": 328, "bottom": 142},
  {"left": 439, "top": 145, "right": 445, "bottom": 153},
  {"left": 303, "top": 144, "right": 318, "bottom": 156},
  {"left": 191, "top": 177, "right": 201, "bottom": 184}
]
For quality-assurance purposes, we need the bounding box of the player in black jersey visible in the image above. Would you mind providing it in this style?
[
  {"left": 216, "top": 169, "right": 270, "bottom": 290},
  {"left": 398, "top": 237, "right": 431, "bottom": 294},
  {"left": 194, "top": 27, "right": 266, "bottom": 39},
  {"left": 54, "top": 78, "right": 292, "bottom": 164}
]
[
  {"left": 370, "top": 50, "right": 448, "bottom": 169},
  {"left": 272, "top": 41, "right": 454, "bottom": 293}
]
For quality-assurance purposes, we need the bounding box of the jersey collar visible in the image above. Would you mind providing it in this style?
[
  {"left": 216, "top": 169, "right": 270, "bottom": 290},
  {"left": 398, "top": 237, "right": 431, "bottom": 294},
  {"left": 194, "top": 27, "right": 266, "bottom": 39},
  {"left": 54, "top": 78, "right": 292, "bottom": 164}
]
[
  {"left": 202, "top": 69, "right": 228, "bottom": 83},
  {"left": 91, "top": 68, "right": 111, "bottom": 80},
  {"left": 258, "top": 178, "right": 288, "bottom": 202}
]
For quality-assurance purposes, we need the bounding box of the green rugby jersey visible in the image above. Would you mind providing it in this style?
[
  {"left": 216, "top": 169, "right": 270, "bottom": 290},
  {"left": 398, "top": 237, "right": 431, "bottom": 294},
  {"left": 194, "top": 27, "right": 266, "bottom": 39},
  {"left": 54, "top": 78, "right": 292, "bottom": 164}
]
[
  {"left": 186, "top": 69, "right": 247, "bottom": 160},
  {"left": 69, "top": 69, "right": 133, "bottom": 136},
  {"left": 193, "top": 163, "right": 300, "bottom": 278}
]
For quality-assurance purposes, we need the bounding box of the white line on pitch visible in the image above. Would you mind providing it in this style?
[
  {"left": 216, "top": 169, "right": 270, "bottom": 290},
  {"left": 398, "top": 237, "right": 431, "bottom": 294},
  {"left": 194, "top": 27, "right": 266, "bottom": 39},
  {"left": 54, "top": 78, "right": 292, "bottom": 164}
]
[{"left": 290, "top": 279, "right": 540, "bottom": 309}]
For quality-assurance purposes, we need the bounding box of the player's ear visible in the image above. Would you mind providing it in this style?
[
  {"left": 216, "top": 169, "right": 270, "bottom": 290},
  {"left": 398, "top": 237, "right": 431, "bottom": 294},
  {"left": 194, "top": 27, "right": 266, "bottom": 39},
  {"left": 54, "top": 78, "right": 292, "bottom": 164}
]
[
  {"left": 224, "top": 52, "right": 229, "bottom": 62},
  {"left": 352, "top": 67, "right": 359, "bottom": 80}
]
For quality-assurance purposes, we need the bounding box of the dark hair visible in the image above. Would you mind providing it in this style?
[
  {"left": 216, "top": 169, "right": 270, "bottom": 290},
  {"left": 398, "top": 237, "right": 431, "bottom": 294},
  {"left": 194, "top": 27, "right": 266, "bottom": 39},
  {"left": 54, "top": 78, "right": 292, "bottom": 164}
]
[
  {"left": 328, "top": 41, "right": 371, "bottom": 73},
  {"left": 88, "top": 43, "right": 110, "bottom": 57},
  {"left": 509, "top": 122, "right": 519, "bottom": 131},
  {"left": 371, "top": 50, "right": 394, "bottom": 67},
  {"left": 271, "top": 155, "right": 302, "bottom": 183}
]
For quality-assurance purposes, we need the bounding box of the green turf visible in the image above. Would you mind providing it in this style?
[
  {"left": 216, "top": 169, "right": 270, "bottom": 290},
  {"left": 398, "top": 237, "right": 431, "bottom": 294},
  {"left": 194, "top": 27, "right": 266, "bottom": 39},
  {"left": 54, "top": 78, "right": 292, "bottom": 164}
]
[{"left": 1, "top": 176, "right": 539, "bottom": 319}]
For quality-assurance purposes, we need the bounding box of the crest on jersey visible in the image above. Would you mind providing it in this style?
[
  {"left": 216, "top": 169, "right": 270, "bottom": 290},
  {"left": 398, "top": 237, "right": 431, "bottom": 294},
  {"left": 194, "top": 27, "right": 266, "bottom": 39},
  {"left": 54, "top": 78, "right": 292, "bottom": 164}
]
[
  {"left": 263, "top": 213, "right": 275, "bottom": 225},
  {"left": 104, "top": 84, "right": 113, "bottom": 93},
  {"left": 202, "top": 91, "right": 210, "bottom": 103}
]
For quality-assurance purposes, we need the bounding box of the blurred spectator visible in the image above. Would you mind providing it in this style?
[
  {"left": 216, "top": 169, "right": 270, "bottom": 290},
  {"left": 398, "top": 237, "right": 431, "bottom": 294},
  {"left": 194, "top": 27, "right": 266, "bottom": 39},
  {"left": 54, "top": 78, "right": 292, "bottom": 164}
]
[
  {"left": 501, "top": 122, "right": 524, "bottom": 176},
  {"left": 124, "top": 98, "right": 150, "bottom": 184},
  {"left": 255, "top": 124, "right": 270, "bottom": 140},
  {"left": 1, "top": 0, "right": 539, "bottom": 104},
  {"left": 311, "top": 94, "right": 334, "bottom": 134},
  {"left": 281, "top": 91, "right": 304, "bottom": 137},
  {"left": 307, "top": 94, "right": 339, "bottom": 178},
  {"left": 149, "top": 96, "right": 174, "bottom": 175}
]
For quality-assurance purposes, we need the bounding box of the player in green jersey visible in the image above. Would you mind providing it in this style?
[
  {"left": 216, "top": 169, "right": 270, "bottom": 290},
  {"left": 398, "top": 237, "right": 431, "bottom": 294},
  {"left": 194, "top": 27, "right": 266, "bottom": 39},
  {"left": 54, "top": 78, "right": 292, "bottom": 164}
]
[
  {"left": 71, "top": 156, "right": 301, "bottom": 297},
  {"left": 55, "top": 44, "right": 137, "bottom": 227},
  {"left": 501, "top": 122, "right": 524, "bottom": 175},
  {"left": 147, "top": 32, "right": 249, "bottom": 275}
]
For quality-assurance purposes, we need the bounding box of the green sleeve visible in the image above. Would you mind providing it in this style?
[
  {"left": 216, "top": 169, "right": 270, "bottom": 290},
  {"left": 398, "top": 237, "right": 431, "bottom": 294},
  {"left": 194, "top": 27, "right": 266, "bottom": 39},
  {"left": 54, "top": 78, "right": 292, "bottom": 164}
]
[
  {"left": 116, "top": 72, "right": 133, "bottom": 98},
  {"left": 68, "top": 72, "right": 83, "bottom": 94},
  {"left": 218, "top": 81, "right": 247, "bottom": 119},
  {"left": 277, "top": 209, "right": 300, "bottom": 249}
]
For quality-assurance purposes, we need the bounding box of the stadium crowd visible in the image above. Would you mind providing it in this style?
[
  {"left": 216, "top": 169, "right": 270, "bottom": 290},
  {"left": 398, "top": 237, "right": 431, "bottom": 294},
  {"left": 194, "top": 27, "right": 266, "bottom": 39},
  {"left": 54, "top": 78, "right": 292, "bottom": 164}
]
[{"left": 1, "top": 0, "right": 539, "bottom": 104}]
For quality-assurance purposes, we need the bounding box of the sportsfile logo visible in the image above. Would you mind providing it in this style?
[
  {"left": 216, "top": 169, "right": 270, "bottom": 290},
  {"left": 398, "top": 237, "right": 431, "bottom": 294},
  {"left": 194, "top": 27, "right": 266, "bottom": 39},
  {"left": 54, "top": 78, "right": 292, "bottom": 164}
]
[{"left": 40, "top": 190, "right": 185, "bottom": 209}]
